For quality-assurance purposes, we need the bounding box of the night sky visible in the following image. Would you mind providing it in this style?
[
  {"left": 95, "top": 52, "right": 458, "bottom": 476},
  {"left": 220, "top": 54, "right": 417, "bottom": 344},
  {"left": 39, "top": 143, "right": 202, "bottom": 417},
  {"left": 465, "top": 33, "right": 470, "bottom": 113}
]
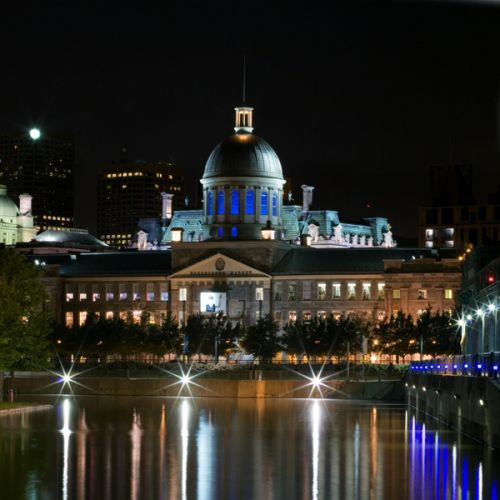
[{"left": 1, "top": 0, "right": 500, "bottom": 239}]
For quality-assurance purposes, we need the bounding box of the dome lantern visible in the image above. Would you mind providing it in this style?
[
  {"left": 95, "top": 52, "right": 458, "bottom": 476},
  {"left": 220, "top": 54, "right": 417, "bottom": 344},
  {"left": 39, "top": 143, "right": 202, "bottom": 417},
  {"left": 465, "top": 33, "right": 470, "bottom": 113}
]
[{"left": 234, "top": 106, "right": 254, "bottom": 134}]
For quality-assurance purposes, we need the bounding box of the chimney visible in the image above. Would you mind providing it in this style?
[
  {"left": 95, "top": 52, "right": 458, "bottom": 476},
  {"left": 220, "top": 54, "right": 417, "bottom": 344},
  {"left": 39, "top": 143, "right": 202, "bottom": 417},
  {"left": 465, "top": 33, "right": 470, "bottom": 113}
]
[
  {"left": 301, "top": 185, "right": 315, "bottom": 213},
  {"left": 19, "top": 193, "right": 32, "bottom": 215},
  {"left": 161, "top": 192, "right": 174, "bottom": 223}
]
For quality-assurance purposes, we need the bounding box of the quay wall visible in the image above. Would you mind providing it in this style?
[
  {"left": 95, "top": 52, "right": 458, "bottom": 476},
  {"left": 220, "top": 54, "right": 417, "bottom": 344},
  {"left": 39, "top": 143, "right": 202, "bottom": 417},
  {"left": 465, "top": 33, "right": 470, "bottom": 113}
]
[
  {"left": 5, "top": 375, "right": 404, "bottom": 401},
  {"left": 407, "top": 374, "right": 500, "bottom": 450}
]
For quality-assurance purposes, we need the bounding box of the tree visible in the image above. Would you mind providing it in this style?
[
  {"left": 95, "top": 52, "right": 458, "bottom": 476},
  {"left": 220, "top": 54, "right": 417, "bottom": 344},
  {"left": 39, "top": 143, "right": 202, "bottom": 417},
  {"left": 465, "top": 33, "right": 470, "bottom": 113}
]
[
  {"left": 0, "top": 250, "right": 52, "bottom": 399},
  {"left": 378, "top": 312, "right": 415, "bottom": 363},
  {"left": 240, "top": 315, "right": 282, "bottom": 363},
  {"left": 282, "top": 317, "right": 328, "bottom": 362}
]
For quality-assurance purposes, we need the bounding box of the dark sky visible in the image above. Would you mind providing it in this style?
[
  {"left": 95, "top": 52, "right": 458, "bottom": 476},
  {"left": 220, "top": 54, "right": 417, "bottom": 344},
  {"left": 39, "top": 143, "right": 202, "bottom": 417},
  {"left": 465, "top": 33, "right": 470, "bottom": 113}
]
[{"left": 1, "top": 0, "right": 500, "bottom": 239}]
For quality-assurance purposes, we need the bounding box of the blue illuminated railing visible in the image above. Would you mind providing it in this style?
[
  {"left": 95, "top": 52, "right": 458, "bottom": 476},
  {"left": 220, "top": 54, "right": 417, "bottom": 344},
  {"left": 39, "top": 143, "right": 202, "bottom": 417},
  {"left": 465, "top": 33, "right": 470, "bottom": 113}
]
[{"left": 410, "top": 353, "right": 500, "bottom": 377}]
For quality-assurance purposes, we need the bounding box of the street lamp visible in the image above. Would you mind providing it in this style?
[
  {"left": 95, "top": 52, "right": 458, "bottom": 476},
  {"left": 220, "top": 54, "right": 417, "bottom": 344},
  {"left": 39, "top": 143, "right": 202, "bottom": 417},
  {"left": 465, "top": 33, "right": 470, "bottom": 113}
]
[
  {"left": 29, "top": 128, "right": 41, "bottom": 140},
  {"left": 179, "top": 288, "right": 187, "bottom": 363}
]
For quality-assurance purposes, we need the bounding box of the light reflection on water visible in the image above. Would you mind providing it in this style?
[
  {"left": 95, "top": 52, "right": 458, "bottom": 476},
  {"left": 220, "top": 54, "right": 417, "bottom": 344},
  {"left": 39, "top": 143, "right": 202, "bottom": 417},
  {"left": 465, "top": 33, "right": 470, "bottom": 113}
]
[{"left": 0, "top": 396, "right": 499, "bottom": 500}]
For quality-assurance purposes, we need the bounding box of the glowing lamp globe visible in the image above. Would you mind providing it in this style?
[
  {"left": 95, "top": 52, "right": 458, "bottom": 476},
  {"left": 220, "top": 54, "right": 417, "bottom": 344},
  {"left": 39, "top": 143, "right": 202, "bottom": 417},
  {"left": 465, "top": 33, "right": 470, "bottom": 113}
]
[{"left": 29, "top": 128, "right": 41, "bottom": 140}]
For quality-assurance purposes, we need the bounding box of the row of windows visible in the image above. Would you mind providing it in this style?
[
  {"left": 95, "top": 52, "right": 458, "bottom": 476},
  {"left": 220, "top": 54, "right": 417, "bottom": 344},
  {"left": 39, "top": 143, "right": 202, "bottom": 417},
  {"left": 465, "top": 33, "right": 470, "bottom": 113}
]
[
  {"left": 392, "top": 288, "right": 453, "bottom": 300},
  {"left": 207, "top": 189, "right": 278, "bottom": 217},
  {"left": 65, "top": 290, "right": 169, "bottom": 302},
  {"left": 65, "top": 310, "right": 158, "bottom": 327},
  {"left": 274, "top": 282, "right": 454, "bottom": 301},
  {"left": 274, "top": 282, "right": 385, "bottom": 301}
]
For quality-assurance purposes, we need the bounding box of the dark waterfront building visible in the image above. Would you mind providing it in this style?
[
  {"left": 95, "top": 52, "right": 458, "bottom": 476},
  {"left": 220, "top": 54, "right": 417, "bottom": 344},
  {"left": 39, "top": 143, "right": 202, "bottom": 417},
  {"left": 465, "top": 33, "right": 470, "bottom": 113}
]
[
  {"left": 418, "top": 166, "right": 500, "bottom": 249},
  {"left": 96, "top": 160, "right": 185, "bottom": 248},
  {"left": 460, "top": 246, "right": 500, "bottom": 355},
  {"left": 0, "top": 128, "right": 74, "bottom": 231}
]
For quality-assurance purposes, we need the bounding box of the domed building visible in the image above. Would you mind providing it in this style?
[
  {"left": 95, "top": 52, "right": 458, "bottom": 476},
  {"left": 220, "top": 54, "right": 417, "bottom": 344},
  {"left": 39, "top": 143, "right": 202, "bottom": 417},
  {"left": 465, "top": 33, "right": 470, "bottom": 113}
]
[
  {"left": 200, "top": 106, "right": 285, "bottom": 240},
  {"left": 135, "top": 104, "right": 395, "bottom": 249},
  {"left": 0, "top": 185, "right": 37, "bottom": 245}
]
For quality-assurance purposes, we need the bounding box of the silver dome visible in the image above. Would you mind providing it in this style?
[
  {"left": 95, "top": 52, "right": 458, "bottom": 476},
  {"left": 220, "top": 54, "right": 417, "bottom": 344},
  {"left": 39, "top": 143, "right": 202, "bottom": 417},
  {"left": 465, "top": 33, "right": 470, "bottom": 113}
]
[{"left": 202, "top": 132, "right": 283, "bottom": 180}]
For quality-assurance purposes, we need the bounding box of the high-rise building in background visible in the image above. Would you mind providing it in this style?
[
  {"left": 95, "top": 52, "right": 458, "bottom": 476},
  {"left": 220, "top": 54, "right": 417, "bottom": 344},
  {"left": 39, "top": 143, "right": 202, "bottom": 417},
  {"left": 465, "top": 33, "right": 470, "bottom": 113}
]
[
  {"left": 418, "top": 166, "right": 500, "bottom": 248},
  {"left": 97, "top": 160, "right": 185, "bottom": 248},
  {"left": 0, "top": 128, "right": 75, "bottom": 231}
]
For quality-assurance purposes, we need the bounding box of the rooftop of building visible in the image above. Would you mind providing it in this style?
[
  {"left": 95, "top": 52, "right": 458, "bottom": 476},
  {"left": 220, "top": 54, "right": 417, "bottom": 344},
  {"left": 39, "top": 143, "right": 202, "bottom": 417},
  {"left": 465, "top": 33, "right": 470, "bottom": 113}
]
[
  {"left": 272, "top": 247, "right": 460, "bottom": 275},
  {"left": 34, "top": 229, "right": 108, "bottom": 248},
  {"left": 27, "top": 250, "right": 172, "bottom": 277}
]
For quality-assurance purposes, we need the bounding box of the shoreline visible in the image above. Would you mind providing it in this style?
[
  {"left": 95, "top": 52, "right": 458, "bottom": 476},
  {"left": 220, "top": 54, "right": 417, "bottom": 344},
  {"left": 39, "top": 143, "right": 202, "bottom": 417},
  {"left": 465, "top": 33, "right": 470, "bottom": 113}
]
[{"left": 0, "top": 402, "right": 53, "bottom": 416}]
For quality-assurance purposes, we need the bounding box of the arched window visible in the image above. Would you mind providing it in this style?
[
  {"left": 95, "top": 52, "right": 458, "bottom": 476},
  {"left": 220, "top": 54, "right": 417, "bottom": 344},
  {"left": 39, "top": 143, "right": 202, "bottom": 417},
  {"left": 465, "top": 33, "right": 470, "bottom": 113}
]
[
  {"left": 246, "top": 190, "right": 254, "bottom": 215},
  {"left": 217, "top": 190, "right": 224, "bottom": 215},
  {"left": 272, "top": 192, "right": 278, "bottom": 217},
  {"left": 207, "top": 191, "right": 213, "bottom": 216},
  {"left": 261, "top": 191, "right": 268, "bottom": 216},
  {"left": 231, "top": 189, "right": 239, "bottom": 215}
]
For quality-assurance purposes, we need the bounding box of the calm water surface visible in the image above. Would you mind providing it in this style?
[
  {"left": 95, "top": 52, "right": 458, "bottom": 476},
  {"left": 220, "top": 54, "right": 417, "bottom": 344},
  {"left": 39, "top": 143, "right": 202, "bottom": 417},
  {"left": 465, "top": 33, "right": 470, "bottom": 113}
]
[{"left": 0, "top": 396, "right": 499, "bottom": 500}]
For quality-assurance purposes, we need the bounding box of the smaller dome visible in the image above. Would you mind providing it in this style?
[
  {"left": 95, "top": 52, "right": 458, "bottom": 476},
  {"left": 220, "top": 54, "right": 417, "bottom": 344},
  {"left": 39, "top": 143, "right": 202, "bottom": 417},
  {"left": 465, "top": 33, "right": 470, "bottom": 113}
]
[
  {"left": 0, "top": 185, "right": 19, "bottom": 217},
  {"left": 36, "top": 229, "right": 108, "bottom": 247}
]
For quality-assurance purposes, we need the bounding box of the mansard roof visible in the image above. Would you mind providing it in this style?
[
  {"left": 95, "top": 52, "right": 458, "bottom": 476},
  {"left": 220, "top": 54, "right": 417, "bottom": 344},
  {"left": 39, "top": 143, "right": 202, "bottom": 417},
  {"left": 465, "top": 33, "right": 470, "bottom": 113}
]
[
  {"left": 28, "top": 251, "right": 172, "bottom": 277},
  {"left": 272, "top": 247, "right": 459, "bottom": 275}
]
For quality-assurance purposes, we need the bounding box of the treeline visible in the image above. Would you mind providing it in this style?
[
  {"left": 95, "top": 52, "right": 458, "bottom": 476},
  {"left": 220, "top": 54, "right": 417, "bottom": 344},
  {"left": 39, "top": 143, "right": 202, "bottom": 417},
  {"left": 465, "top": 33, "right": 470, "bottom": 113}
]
[{"left": 52, "top": 309, "right": 460, "bottom": 364}]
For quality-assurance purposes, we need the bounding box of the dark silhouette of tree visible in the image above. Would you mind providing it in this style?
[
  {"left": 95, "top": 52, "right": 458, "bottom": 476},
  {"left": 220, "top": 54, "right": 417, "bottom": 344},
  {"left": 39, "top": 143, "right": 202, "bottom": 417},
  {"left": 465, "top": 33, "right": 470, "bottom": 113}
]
[{"left": 240, "top": 315, "right": 282, "bottom": 363}]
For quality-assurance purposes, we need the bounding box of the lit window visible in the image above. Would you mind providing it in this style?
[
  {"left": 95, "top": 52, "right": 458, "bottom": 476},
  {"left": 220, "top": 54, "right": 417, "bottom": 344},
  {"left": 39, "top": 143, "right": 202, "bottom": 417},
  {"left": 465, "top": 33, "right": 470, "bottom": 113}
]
[
  {"left": 288, "top": 284, "right": 296, "bottom": 301},
  {"left": 425, "top": 241, "right": 434, "bottom": 248},
  {"left": 377, "top": 310, "right": 385, "bottom": 321},
  {"left": 161, "top": 291, "right": 169, "bottom": 301},
  {"left": 362, "top": 283, "right": 371, "bottom": 300},
  {"left": 119, "top": 292, "right": 127, "bottom": 300},
  {"left": 106, "top": 292, "right": 114, "bottom": 301},
  {"left": 332, "top": 311, "right": 341, "bottom": 320},
  {"left": 147, "top": 291, "right": 155, "bottom": 301},
  {"left": 105, "top": 311, "right": 113, "bottom": 320},
  {"left": 65, "top": 312, "right": 73, "bottom": 327},
  {"left": 393, "top": 289, "right": 400, "bottom": 299},
  {"left": 377, "top": 283, "right": 385, "bottom": 300},
  {"left": 444, "top": 289, "right": 453, "bottom": 300},
  {"left": 347, "top": 283, "right": 356, "bottom": 299},
  {"left": 132, "top": 310, "right": 142, "bottom": 324},
  {"left": 217, "top": 227, "right": 223, "bottom": 238},
  {"left": 207, "top": 191, "right": 213, "bottom": 216},
  {"left": 317, "top": 310, "right": 327, "bottom": 320},
  {"left": 133, "top": 292, "right": 141, "bottom": 301},
  {"left": 179, "top": 288, "right": 187, "bottom": 301},
  {"left": 425, "top": 229, "right": 434, "bottom": 240},
  {"left": 230, "top": 189, "right": 239, "bottom": 215},
  {"left": 393, "top": 309, "right": 399, "bottom": 317},
  {"left": 79, "top": 293, "right": 87, "bottom": 301},
  {"left": 246, "top": 190, "right": 254, "bottom": 215},
  {"left": 231, "top": 227, "right": 237, "bottom": 238},
  {"left": 317, "top": 283, "right": 326, "bottom": 300},
  {"left": 217, "top": 191, "right": 224, "bottom": 215},
  {"left": 65, "top": 292, "right": 74, "bottom": 302},
  {"left": 119, "top": 311, "right": 127, "bottom": 321},
  {"left": 332, "top": 283, "right": 341, "bottom": 299},
  {"left": 78, "top": 311, "right": 87, "bottom": 326},
  {"left": 256, "top": 287, "right": 264, "bottom": 301},
  {"left": 288, "top": 310, "right": 297, "bottom": 323},
  {"left": 92, "top": 292, "right": 100, "bottom": 302},
  {"left": 272, "top": 192, "right": 278, "bottom": 217},
  {"left": 303, "top": 311, "right": 312, "bottom": 322},
  {"left": 417, "top": 289, "right": 427, "bottom": 300},
  {"left": 260, "top": 191, "right": 268, "bottom": 216}
]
